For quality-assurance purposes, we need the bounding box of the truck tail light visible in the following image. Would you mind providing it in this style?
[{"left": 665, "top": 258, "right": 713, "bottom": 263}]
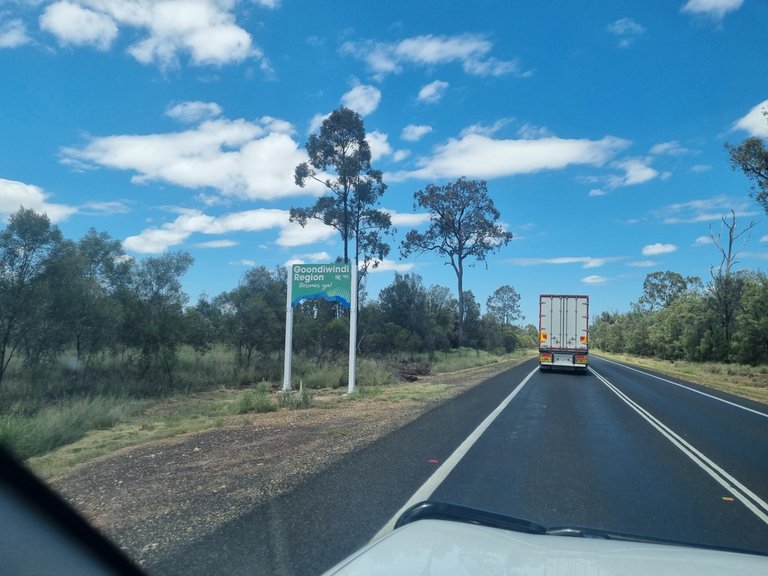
[
  {"left": 539, "top": 352, "right": 553, "bottom": 363},
  {"left": 574, "top": 355, "right": 588, "bottom": 365}
]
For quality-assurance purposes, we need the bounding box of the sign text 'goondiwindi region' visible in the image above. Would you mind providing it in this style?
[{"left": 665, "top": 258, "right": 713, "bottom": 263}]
[{"left": 291, "top": 263, "right": 352, "bottom": 308}]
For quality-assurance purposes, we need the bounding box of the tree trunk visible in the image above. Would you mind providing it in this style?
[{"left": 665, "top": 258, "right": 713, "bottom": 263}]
[{"left": 457, "top": 259, "right": 464, "bottom": 348}]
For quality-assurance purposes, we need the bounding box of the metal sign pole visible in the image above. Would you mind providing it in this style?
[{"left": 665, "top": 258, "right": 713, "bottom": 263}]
[
  {"left": 282, "top": 266, "right": 294, "bottom": 391},
  {"left": 347, "top": 263, "right": 357, "bottom": 394}
]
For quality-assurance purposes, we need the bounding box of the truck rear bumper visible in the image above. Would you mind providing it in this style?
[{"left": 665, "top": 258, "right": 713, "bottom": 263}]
[{"left": 539, "top": 351, "right": 589, "bottom": 369}]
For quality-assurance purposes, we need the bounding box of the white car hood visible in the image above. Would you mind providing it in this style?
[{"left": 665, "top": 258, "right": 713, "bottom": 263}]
[{"left": 323, "top": 519, "right": 768, "bottom": 576}]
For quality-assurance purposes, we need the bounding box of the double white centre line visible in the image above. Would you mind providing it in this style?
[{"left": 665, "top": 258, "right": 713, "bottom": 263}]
[{"left": 590, "top": 367, "right": 768, "bottom": 526}]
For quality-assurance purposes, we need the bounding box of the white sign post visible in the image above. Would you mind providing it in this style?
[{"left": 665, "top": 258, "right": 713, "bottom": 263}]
[
  {"left": 282, "top": 263, "right": 357, "bottom": 394},
  {"left": 282, "top": 274, "right": 294, "bottom": 391},
  {"left": 347, "top": 263, "right": 357, "bottom": 394}
]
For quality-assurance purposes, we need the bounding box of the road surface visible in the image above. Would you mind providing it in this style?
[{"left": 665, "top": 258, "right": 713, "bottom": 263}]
[{"left": 148, "top": 356, "right": 768, "bottom": 575}]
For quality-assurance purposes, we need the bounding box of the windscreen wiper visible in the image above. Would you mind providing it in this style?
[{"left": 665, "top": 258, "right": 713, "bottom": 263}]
[
  {"left": 395, "top": 501, "right": 547, "bottom": 535},
  {"left": 397, "top": 500, "right": 768, "bottom": 558}
]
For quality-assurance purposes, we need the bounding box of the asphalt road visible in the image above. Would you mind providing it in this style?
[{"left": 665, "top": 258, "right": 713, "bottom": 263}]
[{"left": 148, "top": 357, "right": 768, "bottom": 576}]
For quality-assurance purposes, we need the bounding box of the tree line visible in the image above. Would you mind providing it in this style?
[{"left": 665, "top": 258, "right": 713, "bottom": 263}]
[
  {"left": 593, "top": 111, "right": 768, "bottom": 366},
  {"left": 591, "top": 220, "right": 768, "bottom": 365},
  {"left": 0, "top": 206, "right": 532, "bottom": 393}
]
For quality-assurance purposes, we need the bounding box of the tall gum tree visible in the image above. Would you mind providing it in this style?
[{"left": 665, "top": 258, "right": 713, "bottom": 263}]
[
  {"left": 727, "top": 108, "right": 768, "bottom": 214},
  {"left": 291, "top": 107, "right": 391, "bottom": 274},
  {"left": 0, "top": 208, "right": 63, "bottom": 387},
  {"left": 400, "top": 177, "right": 513, "bottom": 347}
]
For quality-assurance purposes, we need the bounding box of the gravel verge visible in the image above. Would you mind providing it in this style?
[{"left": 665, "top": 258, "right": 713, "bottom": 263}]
[{"left": 50, "top": 359, "right": 528, "bottom": 567}]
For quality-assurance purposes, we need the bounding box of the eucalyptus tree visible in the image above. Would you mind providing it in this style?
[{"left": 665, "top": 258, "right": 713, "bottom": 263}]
[
  {"left": 122, "top": 251, "right": 194, "bottom": 385},
  {"left": 400, "top": 177, "right": 513, "bottom": 347},
  {"left": 486, "top": 285, "right": 523, "bottom": 329},
  {"left": 708, "top": 210, "right": 756, "bottom": 359},
  {"left": 292, "top": 107, "right": 391, "bottom": 272},
  {"left": 636, "top": 271, "right": 700, "bottom": 312},
  {"left": 0, "top": 208, "right": 63, "bottom": 387},
  {"left": 218, "top": 266, "right": 285, "bottom": 367},
  {"left": 727, "top": 108, "right": 768, "bottom": 214}
]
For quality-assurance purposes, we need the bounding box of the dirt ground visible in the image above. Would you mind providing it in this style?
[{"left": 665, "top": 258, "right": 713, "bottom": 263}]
[{"left": 51, "top": 360, "right": 525, "bottom": 567}]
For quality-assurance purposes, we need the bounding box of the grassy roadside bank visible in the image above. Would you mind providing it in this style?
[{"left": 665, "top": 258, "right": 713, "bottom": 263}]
[
  {"left": 22, "top": 350, "right": 534, "bottom": 479},
  {"left": 594, "top": 350, "right": 768, "bottom": 404},
  {"left": 20, "top": 349, "right": 766, "bottom": 480}
]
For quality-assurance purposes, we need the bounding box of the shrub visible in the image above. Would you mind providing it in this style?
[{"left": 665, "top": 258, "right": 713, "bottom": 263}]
[
  {"left": 278, "top": 389, "right": 314, "bottom": 409},
  {"left": 229, "top": 382, "right": 276, "bottom": 415}
]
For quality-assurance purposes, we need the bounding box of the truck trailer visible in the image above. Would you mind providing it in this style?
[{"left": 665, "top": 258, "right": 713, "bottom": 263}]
[{"left": 539, "top": 294, "right": 589, "bottom": 371}]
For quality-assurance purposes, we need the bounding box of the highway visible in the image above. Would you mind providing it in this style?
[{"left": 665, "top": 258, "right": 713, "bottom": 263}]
[{"left": 148, "top": 356, "right": 768, "bottom": 575}]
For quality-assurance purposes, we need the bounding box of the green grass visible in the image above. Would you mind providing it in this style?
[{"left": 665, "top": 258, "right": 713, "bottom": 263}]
[
  {"left": 7, "top": 347, "right": 531, "bottom": 477},
  {"left": 594, "top": 350, "right": 768, "bottom": 403},
  {"left": 0, "top": 396, "right": 149, "bottom": 460}
]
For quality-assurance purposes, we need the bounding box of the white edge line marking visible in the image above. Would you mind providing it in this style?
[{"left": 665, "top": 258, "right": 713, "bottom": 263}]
[
  {"left": 371, "top": 366, "right": 539, "bottom": 542},
  {"left": 596, "top": 355, "right": 768, "bottom": 419},
  {"left": 591, "top": 367, "right": 768, "bottom": 526}
]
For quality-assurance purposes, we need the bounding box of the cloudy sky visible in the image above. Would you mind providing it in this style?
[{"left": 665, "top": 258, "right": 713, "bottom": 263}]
[{"left": 1, "top": 0, "right": 767, "bottom": 322}]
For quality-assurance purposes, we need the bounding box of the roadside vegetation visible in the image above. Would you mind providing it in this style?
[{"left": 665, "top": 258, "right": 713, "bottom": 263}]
[
  {"left": 16, "top": 349, "right": 530, "bottom": 479},
  {"left": 3, "top": 105, "right": 767, "bottom": 478},
  {"left": 594, "top": 351, "right": 768, "bottom": 404}
]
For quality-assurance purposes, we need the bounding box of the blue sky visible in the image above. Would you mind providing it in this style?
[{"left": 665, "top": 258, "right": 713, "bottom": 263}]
[{"left": 1, "top": 0, "right": 767, "bottom": 324}]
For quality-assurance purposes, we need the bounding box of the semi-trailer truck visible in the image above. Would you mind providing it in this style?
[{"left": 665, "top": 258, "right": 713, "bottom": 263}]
[{"left": 539, "top": 294, "right": 589, "bottom": 371}]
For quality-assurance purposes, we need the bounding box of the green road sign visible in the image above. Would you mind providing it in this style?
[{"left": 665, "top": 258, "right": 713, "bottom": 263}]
[{"left": 291, "top": 263, "right": 352, "bottom": 308}]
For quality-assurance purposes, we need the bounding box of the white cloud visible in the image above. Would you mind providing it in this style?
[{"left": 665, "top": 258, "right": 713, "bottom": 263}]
[
  {"left": 516, "top": 123, "right": 554, "bottom": 139},
  {"left": 276, "top": 219, "right": 336, "bottom": 247},
  {"left": 40, "top": 2, "right": 118, "bottom": 50},
  {"left": 283, "top": 251, "right": 333, "bottom": 267},
  {"left": 508, "top": 256, "right": 619, "bottom": 268},
  {"left": 341, "top": 84, "right": 381, "bottom": 116},
  {"left": 80, "top": 200, "right": 131, "bottom": 215},
  {"left": 694, "top": 235, "right": 712, "bottom": 246},
  {"left": 650, "top": 141, "right": 690, "bottom": 156},
  {"left": 123, "top": 207, "right": 293, "bottom": 253},
  {"left": 627, "top": 260, "right": 656, "bottom": 267},
  {"left": 166, "top": 101, "right": 223, "bottom": 123},
  {"left": 660, "top": 195, "right": 758, "bottom": 224},
  {"left": 392, "top": 149, "right": 410, "bottom": 162},
  {"left": 61, "top": 112, "right": 318, "bottom": 201},
  {"left": 608, "top": 157, "right": 658, "bottom": 188},
  {"left": 401, "top": 124, "right": 433, "bottom": 142},
  {"left": 418, "top": 80, "right": 449, "bottom": 103},
  {"left": 461, "top": 119, "right": 512, "bottom": 138},
  {"left": 642, "top": 243, "right": 677, "bottom": 256},
  {"left": 39, "top": 0, "right": 264, "bottom": 68},
  {"left": 681, "top": 0, "right": 743, "bottom": 21},
  {"left": 366, "top": 130, "right": 392, "bottom": 162},
  {"left": 341, "top": 34, "right": 525, "bottom": 79},
  {"left": 307, "top": 112, "right": 330, "bottom": 135},
  {"left": 0, "top": 178, "right": 76, "bottom": 222},
  {"left": 731, "top": 99, "right": 768, "bottom": 137},
  {"left": 303, "top": 251, "right": 333, "bottom": 262},
  {"left": 366, "top": 259, "right": 416, "bottom": 273},
  {"left": 589, "top": 188, "right": 607, "bottom": 197},
  {"left": 388, "top": 133, "right": 629, "bottom": 182},
  {"left": 761, "top": 235, "right": 768, "bottom": 243},
  {"left": 383, "top": 209, "right": 430, "bottom": 227},
  {"left": 0, "top": 17, "right": 31, "bottom": 48},
  {"left": 607, "top": 18, "right": 645, "bottom": 48},
  {"left": 582, "top": 275, "right": 609, "bottom": 285},
  {"left": 232, "top": 259, "right": 256, "bottom": 267},
  {"left": 195, "top": 239, "right": 237, "bottom": 248}
]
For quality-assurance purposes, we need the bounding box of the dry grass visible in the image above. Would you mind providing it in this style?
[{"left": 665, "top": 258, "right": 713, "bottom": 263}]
[{"left": 595, "top": 352, "right": 768, "bottom": 404}]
